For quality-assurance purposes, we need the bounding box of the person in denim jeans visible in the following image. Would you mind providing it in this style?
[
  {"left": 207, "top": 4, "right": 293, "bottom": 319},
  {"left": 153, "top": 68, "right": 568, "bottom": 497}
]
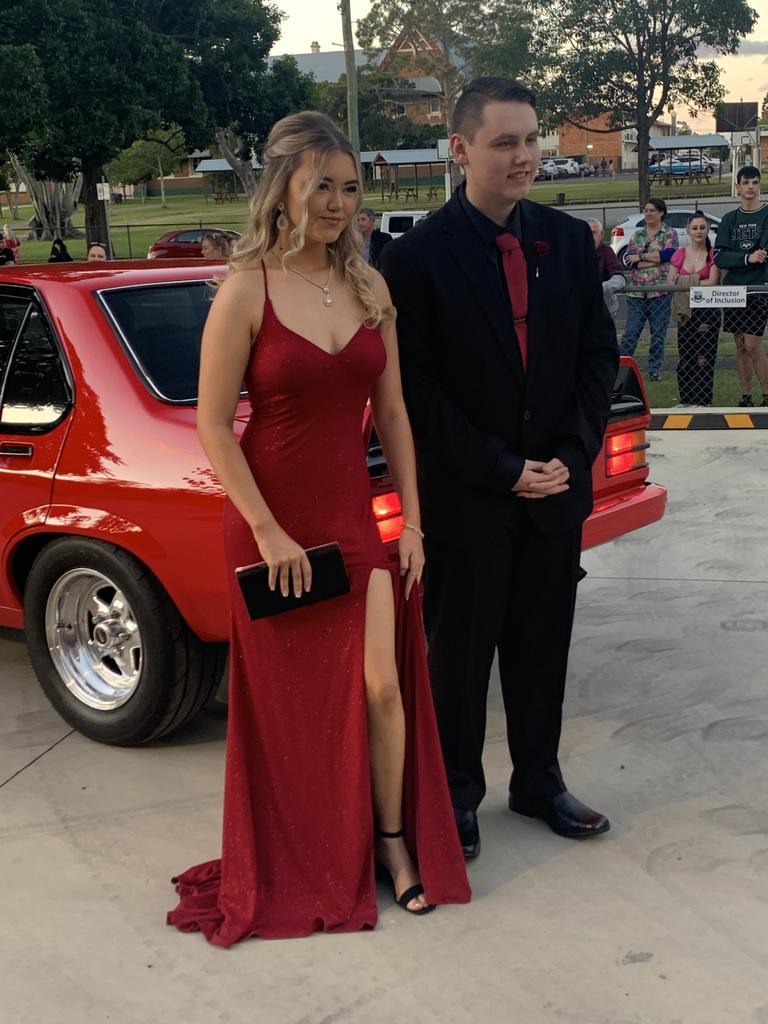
[{"left": 620, "top": 198, "right": 678, "bottom": 381}]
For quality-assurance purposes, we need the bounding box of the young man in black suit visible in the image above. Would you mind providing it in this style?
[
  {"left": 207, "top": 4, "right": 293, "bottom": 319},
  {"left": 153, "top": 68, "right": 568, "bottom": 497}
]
[{"left": 381, "top": 78, "right": 618, "bottom": 858}]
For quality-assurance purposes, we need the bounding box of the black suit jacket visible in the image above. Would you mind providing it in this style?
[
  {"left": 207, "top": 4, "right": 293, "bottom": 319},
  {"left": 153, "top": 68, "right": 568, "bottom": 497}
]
[
  {"left": 381, "top": 193, "right": 618, "bottom": 544},
  {"left": 369, "top": 229, "right": 393, "bottom": 269}
]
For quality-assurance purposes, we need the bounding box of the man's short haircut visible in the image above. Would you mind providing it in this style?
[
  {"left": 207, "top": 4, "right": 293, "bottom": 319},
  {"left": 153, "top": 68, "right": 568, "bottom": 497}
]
[
  {"left": 452, "top": 77, "right": 536, "bottom": 141},
  {"left": 737, "top": 165, "right": 761, "bottom": 183},
  {"left": 360, "top": 207, "right": 376, "bottom": 220}
]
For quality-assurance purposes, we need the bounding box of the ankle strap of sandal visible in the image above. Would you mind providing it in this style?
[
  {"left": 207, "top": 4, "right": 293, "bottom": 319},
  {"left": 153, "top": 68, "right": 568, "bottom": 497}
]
[{"left": 376, "top": 826, "right": 404, "bottom": 839}]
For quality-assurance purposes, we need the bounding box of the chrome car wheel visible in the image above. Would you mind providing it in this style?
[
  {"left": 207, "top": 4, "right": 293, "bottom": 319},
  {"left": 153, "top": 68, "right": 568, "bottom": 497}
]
[{"left": 45, "top": 568, "right": 142, "bottom": 710}]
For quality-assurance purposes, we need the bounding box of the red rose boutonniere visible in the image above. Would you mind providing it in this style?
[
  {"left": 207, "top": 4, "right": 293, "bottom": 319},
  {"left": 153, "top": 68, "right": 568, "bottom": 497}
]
[{"left": 533, "top": 239, "right": 550, "bottom": 277}]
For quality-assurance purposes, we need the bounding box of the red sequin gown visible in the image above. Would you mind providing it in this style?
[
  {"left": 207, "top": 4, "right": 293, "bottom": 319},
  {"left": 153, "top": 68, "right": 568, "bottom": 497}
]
[{"left": 167, "top": 265, "right": 470, "bottom": 946}]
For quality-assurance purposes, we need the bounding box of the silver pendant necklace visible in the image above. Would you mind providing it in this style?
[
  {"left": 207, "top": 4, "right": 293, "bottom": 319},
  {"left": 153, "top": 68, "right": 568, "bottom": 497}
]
[{"left": 287, "top": 263, "right": 333, "bottom": 306}]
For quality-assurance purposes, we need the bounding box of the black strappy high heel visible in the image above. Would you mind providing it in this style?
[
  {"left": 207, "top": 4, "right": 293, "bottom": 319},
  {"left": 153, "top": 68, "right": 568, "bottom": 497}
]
[{"left": 375, "top": 826, "right": 435, "bottom": 915}]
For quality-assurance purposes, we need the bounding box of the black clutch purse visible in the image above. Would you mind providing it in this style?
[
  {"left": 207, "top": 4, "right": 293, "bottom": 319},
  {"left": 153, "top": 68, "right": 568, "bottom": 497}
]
[{"left": 234, "top": 542, "right": 350, "bottom": 620}]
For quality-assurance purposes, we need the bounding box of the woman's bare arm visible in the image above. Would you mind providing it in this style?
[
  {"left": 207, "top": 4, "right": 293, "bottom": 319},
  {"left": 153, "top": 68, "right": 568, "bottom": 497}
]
[
  {"left": 197, "top": 269, "right": 312, "bottom": 597},
  {"left": 368, "top": 272, "right": 420, "bottom": 530},
  {"left": 368, "top": 272, "right": 424, "bottom": 595},
  {"left": 196, "top": 271, "right": 274, "bottom": 533}
]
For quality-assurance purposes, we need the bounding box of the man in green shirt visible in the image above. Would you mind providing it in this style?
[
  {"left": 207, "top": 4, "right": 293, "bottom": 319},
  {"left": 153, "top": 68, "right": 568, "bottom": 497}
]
[{"left": 714, "top": 166, "right": 768, "bottom": 407}]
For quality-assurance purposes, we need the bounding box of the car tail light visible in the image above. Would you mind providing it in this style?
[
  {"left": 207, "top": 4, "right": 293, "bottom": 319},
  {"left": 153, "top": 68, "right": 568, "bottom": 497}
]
[
  {"left": 611, "top": 226, "right": 624, "bottom": 238},
  {"left": 372, "top": 491, "right": 402, "bottom": 543},
  {"left": 605, "top": 430, "right": 649, "bottom": 476}
]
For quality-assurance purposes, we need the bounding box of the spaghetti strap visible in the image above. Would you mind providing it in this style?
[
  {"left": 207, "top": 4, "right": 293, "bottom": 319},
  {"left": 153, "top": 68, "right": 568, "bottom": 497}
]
[{"left": 260, "top": 260, "right": 269, "bottom": 298}]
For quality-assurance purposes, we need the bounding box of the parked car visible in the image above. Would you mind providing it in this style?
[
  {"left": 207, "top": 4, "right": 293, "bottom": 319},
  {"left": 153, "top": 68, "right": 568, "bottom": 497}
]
[
  {"left": 378, "top": 210, "right": 430, "bottom": 239},
  {"left": 0, "top": 262, "right": 666, "bottom": 745},
  {"left": 147, "top": 228, "right": 240, "bottom": 259},
  {"left": 610, "top": 209, "right": 721, "bottom": 264},
  {"left": 535, "top": 159, "right": 560, "bottom": 180},
  {"left": 552, "top": 157, "right": 581, "bottom": 178},
  {"left": 648, "top": 155, "right": 714, "bottom": 178}
]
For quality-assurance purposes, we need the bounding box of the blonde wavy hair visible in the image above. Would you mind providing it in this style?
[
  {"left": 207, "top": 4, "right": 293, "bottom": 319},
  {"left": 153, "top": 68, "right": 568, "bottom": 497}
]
[{"left": 229, "top": 111, "right": 393, "bottom": 326}]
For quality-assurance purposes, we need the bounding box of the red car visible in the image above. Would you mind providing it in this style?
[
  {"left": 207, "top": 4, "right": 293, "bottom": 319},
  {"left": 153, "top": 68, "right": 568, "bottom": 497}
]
[
  {"left": 146, "top": 228, "right": 240, "bottom": 259},
  {"left": 0, "top": 262, "right": 666, "bottom": 745}
]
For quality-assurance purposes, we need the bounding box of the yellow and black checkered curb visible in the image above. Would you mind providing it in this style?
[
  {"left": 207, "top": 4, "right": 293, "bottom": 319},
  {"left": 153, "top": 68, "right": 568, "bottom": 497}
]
[{"left": 650, "top": 411, "right": 768, "bottom": 430}]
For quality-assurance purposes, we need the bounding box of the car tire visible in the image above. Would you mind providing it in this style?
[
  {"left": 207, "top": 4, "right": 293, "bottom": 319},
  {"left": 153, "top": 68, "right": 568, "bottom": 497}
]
[
  {"left": 25, "top": 538, "right": 226, "bottom": 745},
  {"left": 618, "top": 246, "right": 629, "bottom": 267}
]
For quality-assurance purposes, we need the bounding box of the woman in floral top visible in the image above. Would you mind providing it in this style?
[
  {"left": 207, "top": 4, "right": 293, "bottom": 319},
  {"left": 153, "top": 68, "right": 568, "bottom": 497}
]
[{"left": 619, "top": 199, "right": 679, "bottom": 381}]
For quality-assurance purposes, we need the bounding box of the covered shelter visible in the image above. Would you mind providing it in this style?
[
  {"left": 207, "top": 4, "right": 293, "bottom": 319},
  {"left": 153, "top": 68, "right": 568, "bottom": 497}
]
[
  {"left": 359, "top": 149, "right": 444, "bottom": 202},
  {"left": 647, "top": 134, "right": 730, "bottom": 182}
]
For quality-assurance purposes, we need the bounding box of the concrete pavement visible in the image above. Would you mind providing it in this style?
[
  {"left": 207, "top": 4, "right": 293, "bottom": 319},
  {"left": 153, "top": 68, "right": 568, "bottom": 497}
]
[{"left": 2, "top": 432, "right": 767, "bottom": 1024}]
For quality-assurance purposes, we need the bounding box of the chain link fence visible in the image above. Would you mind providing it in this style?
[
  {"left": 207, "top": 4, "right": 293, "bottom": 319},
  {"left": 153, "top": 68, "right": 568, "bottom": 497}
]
[{"left": 612, "top": 283, "right": 768, "bottom": 410}]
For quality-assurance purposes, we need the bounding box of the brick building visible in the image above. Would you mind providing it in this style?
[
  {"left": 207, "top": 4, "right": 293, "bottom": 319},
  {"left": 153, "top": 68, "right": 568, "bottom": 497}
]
[
  {"left": 287, "top": 34, "right": 448, "bottom": 127},
  {"left": 558, "top": 113, "right": 671, "bottom": 170}
]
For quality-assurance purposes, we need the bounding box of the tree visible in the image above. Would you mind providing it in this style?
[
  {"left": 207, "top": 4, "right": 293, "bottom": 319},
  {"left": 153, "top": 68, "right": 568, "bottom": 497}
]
[
  {"left": 1, "top": 0, "right": 210, "bottom": 246},
  {"left": 107, "top": 129, "right": 188, "bottom": 204},
  {"left": 357, "top": 0, "right": 536, "bottom": 129},
  {"left": 155, "top": 0, "right": 314, "bottom": 194},
  {"left": 531, "top": 0, "right": 758, "bottom": 202},
  {"left": 312, "top": 69, "right": 413, "bottom": 150},
  {"left": 761, "top": 92, "right": 768, "bottom": 124}
]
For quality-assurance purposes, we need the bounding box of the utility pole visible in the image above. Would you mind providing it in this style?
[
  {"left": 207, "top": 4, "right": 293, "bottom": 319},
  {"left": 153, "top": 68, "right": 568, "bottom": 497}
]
[{"left": 339, "top": 0, "right": 360, "bottom": 153}]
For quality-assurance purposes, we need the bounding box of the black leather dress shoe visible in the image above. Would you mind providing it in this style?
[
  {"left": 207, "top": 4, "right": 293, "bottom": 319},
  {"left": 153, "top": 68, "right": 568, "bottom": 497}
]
[
  {"left": 509, "top": 791, "right": 610, "bottom": 839},
  {"left": 454, "top": 808, "right": 481, "bottom": 859}
]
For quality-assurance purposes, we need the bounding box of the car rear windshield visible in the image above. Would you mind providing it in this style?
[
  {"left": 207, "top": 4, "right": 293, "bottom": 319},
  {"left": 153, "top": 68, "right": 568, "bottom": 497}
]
[{"left": 99, "top": 281, "right": 214, "bottom": 402}]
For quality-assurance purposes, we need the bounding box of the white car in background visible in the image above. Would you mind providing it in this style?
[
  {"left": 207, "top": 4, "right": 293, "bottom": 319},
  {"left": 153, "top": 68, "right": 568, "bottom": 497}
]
[
  {"left": 378, "top": 210, "right": 430, "bottom": 239},
  {"left": 610, "top": 209, "right": 721, "bottom": 264},
  {"left": 535, "top": 159, "right": 560, "bottom": 180},
  {"left": 552, "top": 157, "right": 580, "bottom": 177}
]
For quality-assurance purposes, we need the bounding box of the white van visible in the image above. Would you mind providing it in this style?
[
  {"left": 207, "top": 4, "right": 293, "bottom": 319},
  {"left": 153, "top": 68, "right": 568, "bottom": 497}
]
[{"left": 379, "top": 210, "right": 430, "bottom": 239}]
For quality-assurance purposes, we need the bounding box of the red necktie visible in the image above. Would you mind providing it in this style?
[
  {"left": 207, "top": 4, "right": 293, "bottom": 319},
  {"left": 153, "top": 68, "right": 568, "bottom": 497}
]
[{"left": 495, "top": 232, "right": 528, "bottom": 370}]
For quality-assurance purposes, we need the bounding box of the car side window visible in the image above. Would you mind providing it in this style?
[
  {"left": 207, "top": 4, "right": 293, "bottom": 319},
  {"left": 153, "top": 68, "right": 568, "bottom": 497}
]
[
  {"left": 0, "top": 306, "right": 72, "bottom": 433},
  {"left": 0, "top": 298, "right": 30, "bottom": 387},
  {"left": 388, "top": 217, "right": 414, "bottom": 234},
  {"left": 173, "top": 231, "right": 203, "bottom": 244}
]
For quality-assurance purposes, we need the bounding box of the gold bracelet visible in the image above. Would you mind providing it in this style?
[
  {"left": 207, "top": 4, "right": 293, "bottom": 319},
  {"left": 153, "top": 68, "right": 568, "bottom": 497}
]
[{"left": 403, "top": 522, "right": 425, "bottom": 539}]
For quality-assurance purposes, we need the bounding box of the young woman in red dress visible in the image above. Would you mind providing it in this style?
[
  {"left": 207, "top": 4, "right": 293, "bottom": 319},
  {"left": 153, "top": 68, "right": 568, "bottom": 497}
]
[{"left": 166, "top": 112, "right": 470, "bottom": 947}]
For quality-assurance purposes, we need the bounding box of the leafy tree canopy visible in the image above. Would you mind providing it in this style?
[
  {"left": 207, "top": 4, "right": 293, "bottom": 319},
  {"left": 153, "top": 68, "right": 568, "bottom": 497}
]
[
  {"left": 357, "top": 0, "right": 535, "bottom": 124},
  {"left": 530, "top": 0, "right": 758, "bottom": 200}
]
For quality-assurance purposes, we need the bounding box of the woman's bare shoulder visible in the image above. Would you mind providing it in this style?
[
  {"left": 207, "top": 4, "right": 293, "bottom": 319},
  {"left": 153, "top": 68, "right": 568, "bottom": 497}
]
[{"left": 211, "top": 265, "right": 266, "bottom": 338}]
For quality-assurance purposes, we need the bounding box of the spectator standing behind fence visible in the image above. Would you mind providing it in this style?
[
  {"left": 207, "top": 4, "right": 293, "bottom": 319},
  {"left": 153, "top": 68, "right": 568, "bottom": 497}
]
[
  {"left": 667, "top": 212, "right": 721, "bottom": 406},
  {"left": 48, "top": 238, "right": 74, "bottom": 263},
  {"left": 357, "top": 208, "right": 393, "bottom": 269},
  {"left": 713, "top": 166, "right": 768, "bottom": 408},
  {"left": 620, "top": 198, "right": 678, "bottom": 382},
  {"left": 201, "top": 231, "right": 233, "bottom": 259},
  {"left": 2, "top": 225, "right": 20, "bottom": 263},
  {"left": 87, "top": 243, "right": 109, "bottom": 262},
  {"left": 588, "top": 218, "right": 624, "bottom": 321}
]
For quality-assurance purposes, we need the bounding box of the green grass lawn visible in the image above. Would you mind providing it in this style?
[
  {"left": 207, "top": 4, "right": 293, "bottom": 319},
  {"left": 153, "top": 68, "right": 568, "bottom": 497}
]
[
  {"left": 620, "top": 332, "right": 755, "bottom": 408},
  {"left": 4, "top": 175, "right": 734, "bottom": 263},
  {"left": 529, "top": 176, "right": 732, "bottom": 207}
]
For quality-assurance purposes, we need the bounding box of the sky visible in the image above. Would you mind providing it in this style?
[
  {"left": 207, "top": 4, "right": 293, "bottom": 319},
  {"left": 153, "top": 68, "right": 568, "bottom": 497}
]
[{"left": 273, "top": 0, "right": 768, "bottom": 132}]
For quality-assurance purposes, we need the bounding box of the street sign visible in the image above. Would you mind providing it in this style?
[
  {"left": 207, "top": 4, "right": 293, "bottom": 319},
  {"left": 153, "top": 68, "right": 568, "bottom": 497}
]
[
  {"left": 690, "top": 285, "right": 746, "bottom": 308},
  {"left": 96, "top": 182, "right": 111, "bottom": 202}
]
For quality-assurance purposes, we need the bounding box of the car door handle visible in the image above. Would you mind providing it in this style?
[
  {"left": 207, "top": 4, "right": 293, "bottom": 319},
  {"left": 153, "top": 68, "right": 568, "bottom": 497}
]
[{"left": 0, "top": 442, "right": 34, "bottom": 457}]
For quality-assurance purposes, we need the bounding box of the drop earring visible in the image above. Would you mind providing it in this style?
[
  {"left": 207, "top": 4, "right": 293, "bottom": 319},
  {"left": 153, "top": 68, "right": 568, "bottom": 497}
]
[{"left": 276, "top": 203, "right": 289, "bottom": 231}]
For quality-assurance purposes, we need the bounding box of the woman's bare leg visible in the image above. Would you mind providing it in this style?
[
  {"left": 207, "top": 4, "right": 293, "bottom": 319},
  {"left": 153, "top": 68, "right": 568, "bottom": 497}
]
[{"left": 364, "top": 568, "right": 427, "bottom": 912}]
